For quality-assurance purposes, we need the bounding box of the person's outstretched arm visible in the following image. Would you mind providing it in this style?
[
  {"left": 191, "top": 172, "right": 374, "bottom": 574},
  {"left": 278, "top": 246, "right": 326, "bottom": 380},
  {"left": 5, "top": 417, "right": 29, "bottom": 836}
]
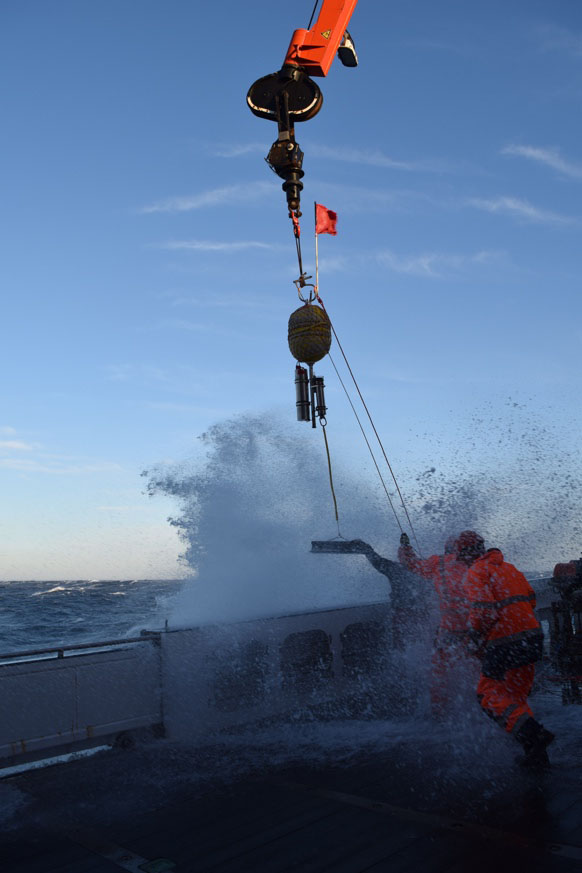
[
  {"left": 397, "top": 533, "right": 438, "bottom": 581},
  {"left": 346, "top": 540, "right": 401, "bottom": 578}
]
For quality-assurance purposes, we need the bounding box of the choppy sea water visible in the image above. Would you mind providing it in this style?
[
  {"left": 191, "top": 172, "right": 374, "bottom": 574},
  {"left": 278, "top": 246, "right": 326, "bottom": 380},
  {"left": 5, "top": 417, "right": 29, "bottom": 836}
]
[{"left": 0, "top": 578, "right": 186, "bottom": 654}]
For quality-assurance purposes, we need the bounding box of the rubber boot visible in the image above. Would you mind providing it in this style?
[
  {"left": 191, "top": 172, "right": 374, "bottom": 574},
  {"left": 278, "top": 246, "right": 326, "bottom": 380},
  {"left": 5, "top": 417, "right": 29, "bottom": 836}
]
[{"left": 515, "top": 717, "right": 555, "bottom": 769}]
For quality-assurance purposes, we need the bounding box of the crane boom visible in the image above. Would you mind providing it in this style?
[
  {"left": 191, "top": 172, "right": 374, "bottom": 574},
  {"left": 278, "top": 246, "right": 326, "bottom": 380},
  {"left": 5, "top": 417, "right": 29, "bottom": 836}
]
[{"left": 283, "top": 0, "right": 359, "bottom": 77}]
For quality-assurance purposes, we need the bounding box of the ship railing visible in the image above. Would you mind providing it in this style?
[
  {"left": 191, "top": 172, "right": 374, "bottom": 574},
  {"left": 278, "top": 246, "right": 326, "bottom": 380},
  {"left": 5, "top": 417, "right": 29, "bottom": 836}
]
[
  {"left": 0, "top": 632, "right": 163, "bottom": 771},
  {"left": 0, "top": 590, "right": 568, "bottom": 774},
  {"left": 0, "top": 632, "right": 161, "bottom": 665},
  {"left": 0, "top": 603, "right": 400, "bottom": 771}
]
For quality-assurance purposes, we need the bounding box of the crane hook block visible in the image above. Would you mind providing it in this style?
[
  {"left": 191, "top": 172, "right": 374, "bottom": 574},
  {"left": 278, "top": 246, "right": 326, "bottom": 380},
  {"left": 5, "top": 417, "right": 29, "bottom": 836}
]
[
  {"left": 288, "top": 304, "right": 332, "bottom": 365},
  {"left": 247, "top": 67, "right": 323, "bottom": 123}
]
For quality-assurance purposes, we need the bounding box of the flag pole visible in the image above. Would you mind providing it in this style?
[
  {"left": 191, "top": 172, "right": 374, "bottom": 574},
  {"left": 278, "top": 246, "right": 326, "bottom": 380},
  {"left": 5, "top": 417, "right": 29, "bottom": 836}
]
[{"left": 314, "top": 201, "right": 319, "bottom": 294}]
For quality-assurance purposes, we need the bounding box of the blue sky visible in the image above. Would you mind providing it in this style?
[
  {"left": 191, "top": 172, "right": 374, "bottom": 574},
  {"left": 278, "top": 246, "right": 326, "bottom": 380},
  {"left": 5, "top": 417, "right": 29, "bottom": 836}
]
[{"left": 1, "top": 0, "right": 581, "bottom": 579}]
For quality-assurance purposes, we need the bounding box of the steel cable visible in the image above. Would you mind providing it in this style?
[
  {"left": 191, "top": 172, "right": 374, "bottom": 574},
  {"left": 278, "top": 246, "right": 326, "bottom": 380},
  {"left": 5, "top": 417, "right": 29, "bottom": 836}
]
[
  {"left": 315, "top": 294, "right": 423, "bottom": 557},
  {"left": 321, "top": 421, "right": 342, "bottom": 537},
  {"left": 328, "top": 353, "right": 404, "bottom": 534},
  {"left": 307, "top": 0, "right": 321, "bottom": 30},
  {"left": 329, "top": 321, "right": 423, "bottom": 557}
]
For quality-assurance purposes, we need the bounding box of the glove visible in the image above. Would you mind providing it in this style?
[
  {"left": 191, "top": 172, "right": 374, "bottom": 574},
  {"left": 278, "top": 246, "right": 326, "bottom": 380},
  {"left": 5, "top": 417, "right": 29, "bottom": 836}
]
[
  {"left": 466, "top": 630, "right": 484, "bottom": 659},
  {"left": 400, "top": 532, "right": 410, "bottom": 546}
]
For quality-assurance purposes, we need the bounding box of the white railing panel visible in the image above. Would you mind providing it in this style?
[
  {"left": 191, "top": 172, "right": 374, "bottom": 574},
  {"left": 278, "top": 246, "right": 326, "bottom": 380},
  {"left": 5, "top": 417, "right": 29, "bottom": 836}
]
[
  {"left": 0, "top": 639, "right": 162, "bottom": 763},
  {"left": 76, "top": 648, "right": 160, "bottom": 728},
  {"left": 1, "top": 667, "right": 76, "bottom": 740}
]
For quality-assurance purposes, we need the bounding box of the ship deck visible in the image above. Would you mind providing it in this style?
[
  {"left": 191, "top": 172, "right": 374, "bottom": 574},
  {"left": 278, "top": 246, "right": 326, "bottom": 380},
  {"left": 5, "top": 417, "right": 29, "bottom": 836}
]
[{"left": 3, "top": 710, "right": 582, "bottom": 873}]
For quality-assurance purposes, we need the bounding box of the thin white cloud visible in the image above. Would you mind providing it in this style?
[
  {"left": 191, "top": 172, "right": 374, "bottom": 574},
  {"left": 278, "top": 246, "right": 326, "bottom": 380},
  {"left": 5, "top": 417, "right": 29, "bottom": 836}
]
[
  {"left": 104, "top": 364, "right": 169, "bottom": 383},
  {"left": 306, "top": 182, "right": 434, "bottom": 214},
  {"left": 537, "top": 24, "right": 582, "bottom": 58},
  {"left": 104, "top": 365, "right": 213, "bottom": 403},
  {"left": 316, "top": 256, "right": 349, "bottom": 275},
  {"left": 403, "top": 38, "right": 476, "bottom": 57},
  {"left": 467, "top": 196, "right": 575, "bottom": 225},
  {"left": 159, "top": 318, "right": 217, "bottom": 332},
  {"left": 0, "top": 440, "right": 35, "bottom": 451},
  {"left": 502, "top": 144, "right": 582, "bottom": 180},
  {"left": 161, "top": 290, "right": 277, "bottom": 311},
  {"left": 139, "top": 181, "right": 277, "bottom": 214},
  {"left": 159, "top": 239, "right": 282, "bottom": 253},
  {"left": 0, "top": 458, "right": 123, "bottom": 474},
  {"left": 308, "top": 143, "right": 450, "bottom": 173},
  {"left": 97, "top": 505, "right": 151, "bottom": 512},
  {"left": 213, "top": 143, "right": 265, "bottom": 157},
  {"left": 0, "top": 426, "right": 124, "bottom": 476},
  {"left": 157, "top": 318, "right": 246, "bottom": 339},
  {"left": 105, "top": 364, "right": 134, "bottom": 382},
  {"left": 147, "top": 401, "right": 231, "bottom": 418},
  {"left": 213, "top": 140, "right": 451, "bottom": 174},
  {"left": 376, "top": 249, "right": 501, "bottom": 278}
]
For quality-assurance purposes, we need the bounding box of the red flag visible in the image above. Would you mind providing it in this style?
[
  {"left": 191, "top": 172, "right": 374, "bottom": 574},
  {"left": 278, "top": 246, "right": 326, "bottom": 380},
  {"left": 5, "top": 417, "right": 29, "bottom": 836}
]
[{"left": 315, "top": 203, "right": 338, "bottom": 235}]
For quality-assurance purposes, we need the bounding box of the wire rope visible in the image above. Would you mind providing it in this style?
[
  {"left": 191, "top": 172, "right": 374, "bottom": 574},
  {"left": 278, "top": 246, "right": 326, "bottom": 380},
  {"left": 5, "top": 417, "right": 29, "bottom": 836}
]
[
  {"left": 321, "top": 421, "right": 342, "bottom": 537},
  {"left": 307, "top": 0, "right": 321, "bottom": 30},
  {"left": 290, "top": 212, "right": 307, "bottom": 284},
  {"left": 295, "top": 234, "right": 304, "bottom": 278},
  {"left": 328, "top": 353, "right": 404, "bottom": 533},
  {"left": 328, "top": 321, "right": 423, "bottom": 557},
  {"left": 313, "top": 289, "right": 422, "bottom": 556}
]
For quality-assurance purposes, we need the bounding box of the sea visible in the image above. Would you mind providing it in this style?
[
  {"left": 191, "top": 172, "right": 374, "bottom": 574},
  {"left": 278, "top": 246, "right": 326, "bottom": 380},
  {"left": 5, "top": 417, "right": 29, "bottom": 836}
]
[{"left": 0, "top": 578, "right": 186, "bottom": 655}]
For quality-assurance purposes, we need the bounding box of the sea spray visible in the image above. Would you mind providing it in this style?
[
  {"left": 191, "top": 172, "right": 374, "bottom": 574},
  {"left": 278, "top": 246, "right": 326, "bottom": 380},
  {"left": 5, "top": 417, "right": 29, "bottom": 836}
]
[
  {"left": 141, "top": 406, "right": 582, "bottom": 745},
  {"left": 402, "top": 397, "right": 582, "bottom": 570},
  {"left": 144, "top": 404, "right": 582, "bottom": 628},
  {"left": 143, "top": 413, "right": 403, "bottom": 627},
  {"left": 143, "top": 414, "right": 443, "bottom": 740}
]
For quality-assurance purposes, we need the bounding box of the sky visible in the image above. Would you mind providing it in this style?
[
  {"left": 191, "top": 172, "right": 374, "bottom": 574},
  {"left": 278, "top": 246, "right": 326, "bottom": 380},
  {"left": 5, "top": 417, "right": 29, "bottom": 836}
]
[{"left": 1, "top": 0, "right": 581, "bottom": 580}]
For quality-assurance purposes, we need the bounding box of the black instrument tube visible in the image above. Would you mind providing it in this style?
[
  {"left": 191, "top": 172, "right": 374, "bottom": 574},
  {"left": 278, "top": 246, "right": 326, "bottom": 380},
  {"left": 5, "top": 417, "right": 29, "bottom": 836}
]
[{"left": 295, "top": 365, "right": 310, "bottom": 421}]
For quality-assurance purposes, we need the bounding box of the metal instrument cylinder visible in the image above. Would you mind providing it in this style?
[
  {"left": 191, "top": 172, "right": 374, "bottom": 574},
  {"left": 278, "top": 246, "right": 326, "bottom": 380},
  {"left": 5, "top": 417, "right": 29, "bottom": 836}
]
[
  {"left": 295, "top": 365, "right": 310, "bottom": 421},
  {"left": 313, "top": 375, "right": 327, "bottom": 421}
]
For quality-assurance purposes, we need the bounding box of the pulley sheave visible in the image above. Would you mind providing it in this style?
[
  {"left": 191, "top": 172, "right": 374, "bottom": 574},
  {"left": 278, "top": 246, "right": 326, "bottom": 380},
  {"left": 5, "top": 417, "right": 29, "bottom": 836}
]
[{"left": 247, "top": 69, "right": 323, "bottom": 123}]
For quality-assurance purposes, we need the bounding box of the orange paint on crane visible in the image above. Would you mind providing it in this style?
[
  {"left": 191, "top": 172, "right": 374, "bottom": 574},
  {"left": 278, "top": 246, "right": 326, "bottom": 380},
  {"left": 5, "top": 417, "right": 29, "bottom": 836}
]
[{"left": 283, "top": 0, "right": 359, "bottom": 76}]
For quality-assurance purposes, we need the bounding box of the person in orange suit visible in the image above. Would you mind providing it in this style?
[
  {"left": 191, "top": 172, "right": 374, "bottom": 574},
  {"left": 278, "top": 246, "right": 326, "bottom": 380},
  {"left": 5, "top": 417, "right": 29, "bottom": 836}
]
[
  {"left": 459, "top": 530, "right": 555, "bottom": 767},
  {"left": 398, "top": 532, "right": 472, "bottom": 717}
]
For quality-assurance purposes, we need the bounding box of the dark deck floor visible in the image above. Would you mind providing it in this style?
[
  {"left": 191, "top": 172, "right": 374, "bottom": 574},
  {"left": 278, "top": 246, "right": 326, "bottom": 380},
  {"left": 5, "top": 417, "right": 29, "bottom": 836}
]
[{"left": 2, "top": 719, "right": 582, "bottom": 873}]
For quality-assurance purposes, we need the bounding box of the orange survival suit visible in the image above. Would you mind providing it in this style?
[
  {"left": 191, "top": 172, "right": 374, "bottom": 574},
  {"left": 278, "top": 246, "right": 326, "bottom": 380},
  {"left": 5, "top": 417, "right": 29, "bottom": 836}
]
[
  {"left": 398, "top": 536, "right": 471, "bottom": 714},
  {"left": 465, "top": 548, "right": 553, "bottom": 763}
]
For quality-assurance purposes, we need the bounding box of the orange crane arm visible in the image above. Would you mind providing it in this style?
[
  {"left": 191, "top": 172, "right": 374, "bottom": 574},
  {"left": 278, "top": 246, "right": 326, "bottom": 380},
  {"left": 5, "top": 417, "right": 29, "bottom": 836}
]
[{"left": 283, "top": 0, "right": 359, "bottom": 77}]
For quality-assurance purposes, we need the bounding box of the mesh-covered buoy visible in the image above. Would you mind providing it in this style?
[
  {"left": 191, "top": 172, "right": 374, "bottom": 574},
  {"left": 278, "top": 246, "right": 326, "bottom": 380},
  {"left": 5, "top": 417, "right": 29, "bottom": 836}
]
[{"left": 288, "top": 303, "right": 332, "bottom": 364}]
